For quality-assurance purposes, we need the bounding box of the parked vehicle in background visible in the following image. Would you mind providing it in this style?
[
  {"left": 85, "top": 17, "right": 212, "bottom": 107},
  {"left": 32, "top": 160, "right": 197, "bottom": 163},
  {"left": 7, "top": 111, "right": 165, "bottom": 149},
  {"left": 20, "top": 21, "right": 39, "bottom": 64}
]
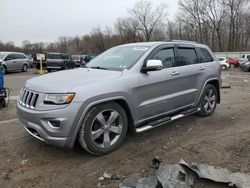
[
  {"left": 71, "top": 55, "right": 84, "bottom": 67},
  {"left": 240, "top": 61, "right": 250, "bottom": 72},
  {"left": 217, "top": 57, "right": 230, "bottom": 70},
  {"left": 25, "top": 54, "right": 34, "bottom": 68},
  {"left": 0, "top": 52, "right": 29, "bottom": 74},
  {"left": 17, "top": 41, "right": 221, "bottom": 155},
  {"left": 226, "top": 57, "right": 240, "bottom": 68},
  {"left": 46, "top": 53, "right": 75, "bottom": 72}
]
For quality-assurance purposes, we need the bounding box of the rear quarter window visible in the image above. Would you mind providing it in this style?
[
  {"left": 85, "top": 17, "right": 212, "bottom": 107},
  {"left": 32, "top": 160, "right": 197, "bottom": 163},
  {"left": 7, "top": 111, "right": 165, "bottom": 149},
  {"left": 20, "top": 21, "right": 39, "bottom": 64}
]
[{"left": 197, "top": 48, "right": 214, "bottom": 63}]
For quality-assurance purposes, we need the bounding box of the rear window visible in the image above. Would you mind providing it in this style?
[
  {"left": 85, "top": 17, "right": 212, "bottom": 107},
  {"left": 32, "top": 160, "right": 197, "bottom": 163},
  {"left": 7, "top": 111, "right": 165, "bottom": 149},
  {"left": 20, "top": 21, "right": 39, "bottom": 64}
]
[
  {"left": 175, "top": 48, "right": 198, "bottom": 66},
  {"left": 47, "top": 54, "right": 63, "bottom": 59},
  {"left": 198, "top": 48, "right": 214, "bottom": 63}
]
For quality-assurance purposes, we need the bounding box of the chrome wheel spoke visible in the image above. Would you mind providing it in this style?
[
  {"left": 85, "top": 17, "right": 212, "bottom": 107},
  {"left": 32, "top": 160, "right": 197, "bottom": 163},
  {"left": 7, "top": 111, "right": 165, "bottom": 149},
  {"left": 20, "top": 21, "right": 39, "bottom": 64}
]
[
  {"left": 96, "top": 113, "right": 106, "bottom": 126},
  {"left": 107, "top": 111, "right": 119, "bottom": 125},
  {"left": 91, "top": 128, "right": 104, "bottom": 140},
  {"left": 208, "top": 89, "right": 213, "bottom": 98},
  {"left": 208, "top": 102, "right": 212, "bottom": 110},
  {"left": 204, "top": 96, "right": 209, "bottom": 102},
  {"left": 109, "top": 125, "right": 122, "bottom": 135},
  {"left": 204, "top": 102, "right": 209, "bottom": 110},
  {"left": 210, "top": 95, "right": 216, "bottom": 102},
  {"left": 103, "top": 132, "right": 111, "bottom": 147}
]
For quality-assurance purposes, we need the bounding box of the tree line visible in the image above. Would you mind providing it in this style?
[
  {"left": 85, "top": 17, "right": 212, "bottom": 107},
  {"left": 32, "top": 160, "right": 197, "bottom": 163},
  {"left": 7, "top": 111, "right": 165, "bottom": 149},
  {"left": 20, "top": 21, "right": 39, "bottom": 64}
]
[{"left": 0, "top": 0, "right": 249, "bottom": 55}]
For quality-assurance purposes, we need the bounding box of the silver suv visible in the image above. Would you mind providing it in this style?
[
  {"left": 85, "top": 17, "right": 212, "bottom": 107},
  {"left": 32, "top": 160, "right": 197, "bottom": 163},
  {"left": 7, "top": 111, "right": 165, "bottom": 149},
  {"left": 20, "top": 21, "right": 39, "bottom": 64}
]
[{"left": 17, "top": 41, "right": 221, "bottom": 155}]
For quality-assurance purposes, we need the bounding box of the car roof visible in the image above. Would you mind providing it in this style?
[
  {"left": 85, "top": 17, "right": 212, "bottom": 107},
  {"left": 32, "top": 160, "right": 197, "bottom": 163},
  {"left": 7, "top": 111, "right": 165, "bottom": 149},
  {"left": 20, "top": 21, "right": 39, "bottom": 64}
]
[
  {"left": 0, "top": 51, "right": 24, "bottom": 55},
  {"left": 120, "top": 40, "right": 208, "bottom": 48}
]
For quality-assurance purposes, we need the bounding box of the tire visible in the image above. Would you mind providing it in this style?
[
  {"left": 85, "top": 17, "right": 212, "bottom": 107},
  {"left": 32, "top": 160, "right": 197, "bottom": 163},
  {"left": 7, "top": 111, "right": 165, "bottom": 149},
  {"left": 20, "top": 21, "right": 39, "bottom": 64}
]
[
  {"left": 197, "top": 84, "right": 218, "bottom": 117},
  {"left": 22, "top": 64, "right": 28, "bottom": 72},
  {"left": 0, "top": 99, "right": 6, "bottom": 108},
  {"left": 2, "top": 66, "right": 7, "bottom": 74},
  {"left": 78, "top": 102, "right": 128, "bottom": 155},
  {"left": 221, "top": 65, "right": 227, "bottom": 70},
  {"left": 47, "top": 69, "right": 51, "bottom": 72}
]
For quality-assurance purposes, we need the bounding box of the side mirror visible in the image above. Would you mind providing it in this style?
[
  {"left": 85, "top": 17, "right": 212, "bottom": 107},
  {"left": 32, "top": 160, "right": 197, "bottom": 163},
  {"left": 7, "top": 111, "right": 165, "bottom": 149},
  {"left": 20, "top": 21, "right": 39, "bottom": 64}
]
[{"left": 142, "top": 60, "right": 163, "bottom": 72}]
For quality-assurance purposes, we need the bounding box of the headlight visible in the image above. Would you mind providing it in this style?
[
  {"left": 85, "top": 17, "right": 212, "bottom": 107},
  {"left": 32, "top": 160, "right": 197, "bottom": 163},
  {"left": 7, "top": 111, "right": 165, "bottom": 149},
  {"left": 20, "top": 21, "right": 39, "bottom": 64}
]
[{"left": 44, "top": 93, "right": 75, "bottom": 105}]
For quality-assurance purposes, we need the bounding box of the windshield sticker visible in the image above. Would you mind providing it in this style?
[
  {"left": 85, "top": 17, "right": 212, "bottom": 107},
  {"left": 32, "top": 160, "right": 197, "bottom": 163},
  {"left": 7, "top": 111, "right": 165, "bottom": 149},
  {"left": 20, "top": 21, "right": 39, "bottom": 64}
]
[{"left": 132, "top": 47, "right": 149, "bottom": 51}]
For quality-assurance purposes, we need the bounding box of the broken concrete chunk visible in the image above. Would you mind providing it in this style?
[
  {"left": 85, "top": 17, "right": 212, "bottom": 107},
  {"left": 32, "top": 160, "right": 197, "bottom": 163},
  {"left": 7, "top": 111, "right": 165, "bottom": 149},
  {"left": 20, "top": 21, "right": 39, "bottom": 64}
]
[
  {"left": 119, "top": 177, "right": 138, "bottom": 188},
  {"left": 180, "top": 160, "right": 250, "bottom": 188},
  {"left": 156, "top": 164, "right": 194, "bottom": 188},
  {"left": 136, "top": 176, "right": 158, "bottom": 188}
]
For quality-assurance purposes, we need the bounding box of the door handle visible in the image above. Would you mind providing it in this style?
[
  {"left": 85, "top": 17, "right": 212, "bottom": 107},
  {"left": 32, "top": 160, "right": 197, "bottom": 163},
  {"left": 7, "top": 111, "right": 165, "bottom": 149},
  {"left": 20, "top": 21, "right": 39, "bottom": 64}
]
[
  {"left": 199, "top": 67, "right": 205, "bottom": 70},
  {"left": 171, "top": 71, "right": 180, "bottom": 76}
]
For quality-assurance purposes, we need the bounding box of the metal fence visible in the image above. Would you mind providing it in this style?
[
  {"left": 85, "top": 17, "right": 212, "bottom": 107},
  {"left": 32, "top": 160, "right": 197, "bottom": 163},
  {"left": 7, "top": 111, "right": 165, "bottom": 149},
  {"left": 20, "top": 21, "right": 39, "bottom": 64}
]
[{"left": 214, "top": 51, "right": 250, "bottom": 58}]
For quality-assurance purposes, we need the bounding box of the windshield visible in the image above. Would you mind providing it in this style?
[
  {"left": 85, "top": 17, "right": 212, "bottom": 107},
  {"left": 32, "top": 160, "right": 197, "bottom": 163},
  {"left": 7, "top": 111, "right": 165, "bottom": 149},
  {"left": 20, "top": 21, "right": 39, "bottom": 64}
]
[
  {"left": 0, "top": 52, "right": 7, "bottom": 60},
  {"left": 87, "top": 46, "right": 149, "bottom": 71}
]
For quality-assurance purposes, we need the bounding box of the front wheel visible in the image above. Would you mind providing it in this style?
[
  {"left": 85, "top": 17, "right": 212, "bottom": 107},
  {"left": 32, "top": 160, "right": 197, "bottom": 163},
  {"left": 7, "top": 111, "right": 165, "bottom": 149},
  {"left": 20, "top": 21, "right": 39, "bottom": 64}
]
[
  {"left": 197, "top": 84, "right": 218, "bottom": 117},
  {"left": 22, "top": 64, "right": 28, "bottom": 72},
  {"left": 78, "top": 102, "right": 128, "bottom": 155}
]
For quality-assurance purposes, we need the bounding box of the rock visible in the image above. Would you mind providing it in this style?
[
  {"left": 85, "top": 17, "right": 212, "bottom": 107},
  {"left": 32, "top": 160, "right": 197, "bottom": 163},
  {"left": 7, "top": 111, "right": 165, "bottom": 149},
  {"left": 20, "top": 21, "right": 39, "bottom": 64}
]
[
  {"left": 150, "top": 156, "right": 161, "bottom": 169},
  {"left": 20, "top": 159, "right": 28, "bottom": 166},
  {"left": 98, "top": 172, "right": 111, "bottom": 181},
  {"left": 156, "top": 163, "right": 194, "bottom": 188},
  {"left": 136, "top": 176, "right": 158, "bottom": 188},
  {"left": 119, "top": 177, "right": 138, "bottom": 188}
]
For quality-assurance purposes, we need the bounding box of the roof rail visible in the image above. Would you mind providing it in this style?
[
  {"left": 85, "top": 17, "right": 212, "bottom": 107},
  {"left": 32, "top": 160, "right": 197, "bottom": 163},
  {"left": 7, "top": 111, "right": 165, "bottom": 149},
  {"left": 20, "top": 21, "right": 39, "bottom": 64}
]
[{"left": 164, "top": 39, "right": 197, "bottom": 44}]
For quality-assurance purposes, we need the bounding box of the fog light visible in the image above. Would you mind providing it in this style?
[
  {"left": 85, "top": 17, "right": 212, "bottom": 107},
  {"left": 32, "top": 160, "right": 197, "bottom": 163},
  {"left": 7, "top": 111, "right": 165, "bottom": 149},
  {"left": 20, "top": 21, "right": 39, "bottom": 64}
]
[{"left": 49, "top": 120, "right": 60, "bottom": 128}]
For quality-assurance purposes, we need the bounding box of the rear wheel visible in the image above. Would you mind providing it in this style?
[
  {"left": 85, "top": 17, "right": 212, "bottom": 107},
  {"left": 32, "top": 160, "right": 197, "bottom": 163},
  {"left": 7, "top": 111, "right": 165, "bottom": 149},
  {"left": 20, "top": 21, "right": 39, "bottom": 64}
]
[
  {"left": 78, "top": 102, "right": 128, "bottom": 155},
  {"left": 47, "top": 69, "right": 51, "bottom": 72},
  {"left": 197, "top": 84, "right": 218, "bottom": 117},
  {"left": 221, "top": 65, "right": 227, "bottom": 70},
  {"left": 22, "top": 64, "right": 28, "bottom": 72}
]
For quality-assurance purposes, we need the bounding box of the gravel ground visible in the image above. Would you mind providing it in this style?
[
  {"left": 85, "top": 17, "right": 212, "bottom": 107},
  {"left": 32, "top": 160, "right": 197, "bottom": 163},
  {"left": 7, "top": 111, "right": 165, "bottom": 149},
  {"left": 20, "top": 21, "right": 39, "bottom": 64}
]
[{"left": 0, "top": 68, "right": 250, "bottom": 188}]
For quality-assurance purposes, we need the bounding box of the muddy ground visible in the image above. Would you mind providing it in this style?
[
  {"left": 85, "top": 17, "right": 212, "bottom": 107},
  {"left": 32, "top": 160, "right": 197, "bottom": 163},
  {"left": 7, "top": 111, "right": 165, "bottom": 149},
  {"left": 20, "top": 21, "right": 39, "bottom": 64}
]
[{"left": 0, "top": 68, "right": 250, "bottom": 188}]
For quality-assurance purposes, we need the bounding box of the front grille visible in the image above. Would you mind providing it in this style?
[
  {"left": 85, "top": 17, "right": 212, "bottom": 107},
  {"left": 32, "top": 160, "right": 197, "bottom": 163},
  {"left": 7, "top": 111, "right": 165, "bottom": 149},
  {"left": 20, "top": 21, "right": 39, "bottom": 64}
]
[{"left": 19, "top": 89, "right": 39, "bottom": 109}]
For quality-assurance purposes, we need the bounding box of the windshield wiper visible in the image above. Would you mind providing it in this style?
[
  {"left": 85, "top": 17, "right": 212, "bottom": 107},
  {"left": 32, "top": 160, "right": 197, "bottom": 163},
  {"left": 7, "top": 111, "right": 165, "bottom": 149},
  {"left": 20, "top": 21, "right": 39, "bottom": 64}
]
[{"left": 89, "top": 66, "right": 107, "bottom": 70}]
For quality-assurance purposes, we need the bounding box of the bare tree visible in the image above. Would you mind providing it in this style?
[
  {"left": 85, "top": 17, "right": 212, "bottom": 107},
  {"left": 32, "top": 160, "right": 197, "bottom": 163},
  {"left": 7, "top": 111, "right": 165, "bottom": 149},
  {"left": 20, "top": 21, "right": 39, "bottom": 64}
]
[{"left": 129, "top": 0, "right": 167, "bottom": 41}]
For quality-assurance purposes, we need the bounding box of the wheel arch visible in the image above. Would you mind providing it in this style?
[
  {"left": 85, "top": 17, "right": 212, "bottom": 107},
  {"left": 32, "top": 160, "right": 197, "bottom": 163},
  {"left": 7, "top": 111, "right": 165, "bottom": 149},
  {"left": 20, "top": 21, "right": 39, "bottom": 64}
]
[
  {"left": 200, "top": 79, "right": 220, "bottom": 104},
  {"left": 69, "top": 97, "right": 135, "bottom": 148}
]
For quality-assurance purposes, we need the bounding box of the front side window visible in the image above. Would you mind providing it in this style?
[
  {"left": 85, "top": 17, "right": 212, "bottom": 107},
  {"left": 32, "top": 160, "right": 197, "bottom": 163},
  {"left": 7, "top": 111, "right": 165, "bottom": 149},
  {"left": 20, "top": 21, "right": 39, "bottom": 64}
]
[
  {"left": 150, "top": 48, "right": 175, "bottom": 68},
  {"left": 87, "top": 46, "right": 149, "bottom": 70},
  {"left": 5, "top": 54, "right": 16, "bottom": 60},
  {"left": 175, "top": 48, "right": 198, "bottom": 66},
  {"left": 247, "top": 55, "right": 250, "bottom": 61}
]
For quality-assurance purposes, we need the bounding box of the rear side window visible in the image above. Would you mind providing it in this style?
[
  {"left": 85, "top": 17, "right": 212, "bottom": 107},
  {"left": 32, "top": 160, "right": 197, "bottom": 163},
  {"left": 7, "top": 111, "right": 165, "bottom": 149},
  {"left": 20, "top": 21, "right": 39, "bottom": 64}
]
[
  {"left": 16, "top": 54, "right": 26, "bottom": 59},
  {"left": 150, "top": 48, "right": 175, "bottom": 68},
  {"left": 175, "top": 48, "right": 197, "bottom": 66},
  {"left": 198, "top": 48, "right": 214, "bottom": 63}
]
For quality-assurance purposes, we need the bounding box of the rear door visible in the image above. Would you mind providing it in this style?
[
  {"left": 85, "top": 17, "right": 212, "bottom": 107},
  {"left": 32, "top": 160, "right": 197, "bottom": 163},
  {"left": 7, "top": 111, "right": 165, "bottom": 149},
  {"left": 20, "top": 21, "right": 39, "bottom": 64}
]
[{"left": 172, "top": 45, "right": 202, "bottom": 107}]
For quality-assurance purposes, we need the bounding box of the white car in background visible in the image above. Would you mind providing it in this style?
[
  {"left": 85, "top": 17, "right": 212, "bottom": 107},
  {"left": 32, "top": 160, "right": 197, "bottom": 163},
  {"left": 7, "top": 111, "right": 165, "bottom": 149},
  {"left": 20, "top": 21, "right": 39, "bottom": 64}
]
[{"left": 217, "top": 57, "right": 230, "bottom": 70}]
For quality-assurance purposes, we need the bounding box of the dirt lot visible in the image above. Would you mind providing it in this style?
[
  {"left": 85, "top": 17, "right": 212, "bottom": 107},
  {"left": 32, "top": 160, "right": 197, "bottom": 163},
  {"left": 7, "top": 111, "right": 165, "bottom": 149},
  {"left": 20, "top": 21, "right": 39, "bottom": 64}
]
[{"left": 0, "top": 68, "right": 250, "bottom": 188}]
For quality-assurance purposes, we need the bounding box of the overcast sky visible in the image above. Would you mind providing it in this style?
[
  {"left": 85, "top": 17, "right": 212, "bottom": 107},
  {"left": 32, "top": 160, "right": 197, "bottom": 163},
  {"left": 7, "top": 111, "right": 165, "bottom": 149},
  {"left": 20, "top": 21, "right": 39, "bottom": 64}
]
[{"left": 0, "top": 0, "right": 178, "bottom": 46}]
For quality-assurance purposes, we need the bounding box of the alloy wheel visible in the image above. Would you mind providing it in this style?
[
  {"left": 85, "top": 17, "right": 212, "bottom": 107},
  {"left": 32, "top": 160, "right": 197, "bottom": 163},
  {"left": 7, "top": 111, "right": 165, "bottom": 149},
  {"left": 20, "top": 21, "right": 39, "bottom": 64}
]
[
  {"left": 203, "top": 89, "right": 216, "bottom": 113},
  {"left": 90, "top": 109, "right": 123, "bottom": 148}
]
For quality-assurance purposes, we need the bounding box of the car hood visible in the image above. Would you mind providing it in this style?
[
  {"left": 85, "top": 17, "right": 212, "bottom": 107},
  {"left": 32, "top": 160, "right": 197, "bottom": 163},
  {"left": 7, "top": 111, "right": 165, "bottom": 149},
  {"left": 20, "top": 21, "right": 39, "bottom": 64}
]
[{"left": 25, "top": 68, "right": 123, "bottom": 93}]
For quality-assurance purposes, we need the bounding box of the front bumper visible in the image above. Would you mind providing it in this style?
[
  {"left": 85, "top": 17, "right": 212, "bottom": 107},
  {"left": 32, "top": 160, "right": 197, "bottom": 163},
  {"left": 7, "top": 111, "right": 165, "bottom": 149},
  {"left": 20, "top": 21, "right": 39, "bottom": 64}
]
[{"left": 16, "top": 101, "right": 83, "bottom": 148}]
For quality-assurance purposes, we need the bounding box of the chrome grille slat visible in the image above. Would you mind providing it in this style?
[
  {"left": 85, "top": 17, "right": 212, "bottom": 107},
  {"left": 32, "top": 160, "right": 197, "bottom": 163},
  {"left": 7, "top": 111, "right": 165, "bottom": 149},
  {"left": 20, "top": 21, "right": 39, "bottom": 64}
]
[{"left": 19, "top": 88, "right": 39, "bottom": 109}]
